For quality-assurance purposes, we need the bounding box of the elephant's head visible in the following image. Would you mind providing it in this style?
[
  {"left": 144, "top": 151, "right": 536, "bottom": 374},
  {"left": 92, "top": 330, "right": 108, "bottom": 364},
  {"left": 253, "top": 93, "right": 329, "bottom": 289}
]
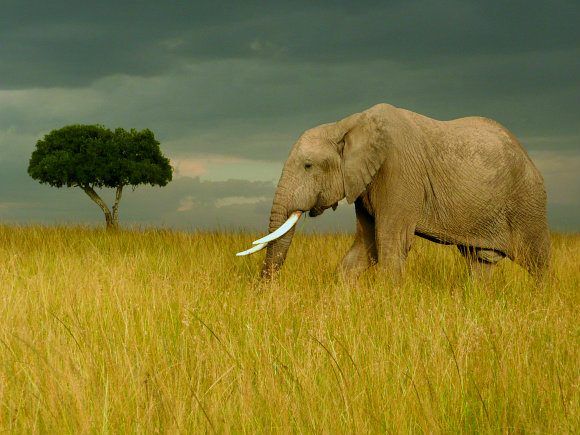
[{"left": 237, "top": 105, "right": 396, "bottom": 278}]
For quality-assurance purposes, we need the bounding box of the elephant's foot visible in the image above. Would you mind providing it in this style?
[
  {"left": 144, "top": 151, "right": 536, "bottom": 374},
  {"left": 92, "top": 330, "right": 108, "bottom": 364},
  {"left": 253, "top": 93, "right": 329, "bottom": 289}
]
[
  {"left": 457, "top": 246, "right": 502, "bottom": 283},
  {"left": 338, "top": 245, "right": 374, "bottom": 283},
  {"left": 375, "top": 256, "right": 406, "bottom": 286},
  {"left": 467, "top": 260, "right": 495, "bottom": 283}
]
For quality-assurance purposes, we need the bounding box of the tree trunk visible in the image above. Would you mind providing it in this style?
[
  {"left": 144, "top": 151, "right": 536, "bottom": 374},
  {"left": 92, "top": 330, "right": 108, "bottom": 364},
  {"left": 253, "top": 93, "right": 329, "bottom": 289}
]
[
  {"left": 80, "top": 185, "right": 117, "bottom": 230},
  {"left": 111, "top": 185, "right": 123, "bottom": 229}
]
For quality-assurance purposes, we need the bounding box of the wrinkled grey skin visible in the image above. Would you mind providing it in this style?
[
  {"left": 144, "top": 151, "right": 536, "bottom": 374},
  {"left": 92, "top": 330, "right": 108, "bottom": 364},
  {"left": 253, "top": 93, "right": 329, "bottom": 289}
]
[{"left": 262, "top": 103, "right": 550, "bottom": 281}]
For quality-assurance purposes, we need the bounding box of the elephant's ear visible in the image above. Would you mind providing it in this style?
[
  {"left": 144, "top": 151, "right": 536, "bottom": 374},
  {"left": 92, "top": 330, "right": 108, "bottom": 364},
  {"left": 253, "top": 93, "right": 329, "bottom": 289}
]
[{"left": 339, "top": 110, "right": 392, "bottom": 203}]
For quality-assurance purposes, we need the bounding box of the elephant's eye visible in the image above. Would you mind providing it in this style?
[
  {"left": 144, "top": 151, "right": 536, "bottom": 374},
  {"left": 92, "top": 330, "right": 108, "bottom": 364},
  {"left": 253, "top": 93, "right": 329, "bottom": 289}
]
[{"left": 304, "top": 163, "right": 312, "bottom": 170}]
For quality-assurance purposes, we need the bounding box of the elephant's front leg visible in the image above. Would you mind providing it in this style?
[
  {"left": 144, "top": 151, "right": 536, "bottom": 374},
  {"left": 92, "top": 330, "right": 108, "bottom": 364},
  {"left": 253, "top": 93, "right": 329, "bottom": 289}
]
[
  {"left": 339, "top": 199, "right": 377, "bottom": 280},
  {"left": 374, "top": 214, "right": 417, "bottom": 283}
]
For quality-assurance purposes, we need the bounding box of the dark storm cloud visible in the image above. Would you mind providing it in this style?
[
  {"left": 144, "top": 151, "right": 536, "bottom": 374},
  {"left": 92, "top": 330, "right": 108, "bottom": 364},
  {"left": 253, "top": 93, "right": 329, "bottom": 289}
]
[
  {"left": 2, "top": 0, "right": 578, "bottom": 88},
  {"left": 2, "top": 0, "right": 578, "bottom": 152}
]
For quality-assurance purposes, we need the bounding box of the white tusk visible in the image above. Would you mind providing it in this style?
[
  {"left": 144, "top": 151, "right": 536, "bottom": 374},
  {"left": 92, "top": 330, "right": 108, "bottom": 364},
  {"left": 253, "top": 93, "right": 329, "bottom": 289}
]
[
  {"left": 252, "top": 211, "right": 302, "bottom": 245},
  {"left": 236, "top": 242, "right": 267, "bottom": 256}
]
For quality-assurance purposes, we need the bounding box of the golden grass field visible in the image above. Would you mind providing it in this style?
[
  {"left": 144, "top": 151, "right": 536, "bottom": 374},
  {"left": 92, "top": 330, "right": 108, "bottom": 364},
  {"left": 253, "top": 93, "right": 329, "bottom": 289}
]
[{"left": 0, "top": 225, "right": 578, "bottom": 433}]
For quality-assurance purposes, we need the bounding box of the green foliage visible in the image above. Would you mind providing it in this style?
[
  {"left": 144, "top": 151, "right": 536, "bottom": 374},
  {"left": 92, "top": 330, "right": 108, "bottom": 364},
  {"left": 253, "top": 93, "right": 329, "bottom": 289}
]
[{"left": 28, "top": 124, "right": 173, "bottom": 189}]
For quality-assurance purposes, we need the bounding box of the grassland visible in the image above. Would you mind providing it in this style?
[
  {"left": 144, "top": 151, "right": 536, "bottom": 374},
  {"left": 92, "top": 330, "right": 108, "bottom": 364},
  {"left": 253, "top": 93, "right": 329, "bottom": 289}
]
[{"left": 0, "top": 226, "right": 578, "bottom": 433}]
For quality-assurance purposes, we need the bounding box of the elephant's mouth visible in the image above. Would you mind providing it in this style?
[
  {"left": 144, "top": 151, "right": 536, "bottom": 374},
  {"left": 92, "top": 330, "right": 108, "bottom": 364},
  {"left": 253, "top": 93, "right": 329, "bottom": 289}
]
[
  {"left": 309, "top": 206, "right": 324, "bottom": 217},
  {"left": 308, "top": 202, "right": 338, "bottom": 217}
]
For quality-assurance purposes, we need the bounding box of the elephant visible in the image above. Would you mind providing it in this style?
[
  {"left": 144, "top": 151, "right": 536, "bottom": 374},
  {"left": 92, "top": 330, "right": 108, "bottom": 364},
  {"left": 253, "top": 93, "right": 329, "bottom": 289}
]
[{"left": 237, "top": 103, "right": 550, "bottom": 281}]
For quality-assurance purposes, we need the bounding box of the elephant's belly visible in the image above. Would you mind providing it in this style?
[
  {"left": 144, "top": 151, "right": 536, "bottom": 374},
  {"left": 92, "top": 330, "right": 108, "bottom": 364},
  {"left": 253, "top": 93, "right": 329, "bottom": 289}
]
[
  {"left": 414, "top": 220, "right": 510, "bottom": 254},
  {"left": 414, "top": 229, "right": 455, "bottom": 245}
]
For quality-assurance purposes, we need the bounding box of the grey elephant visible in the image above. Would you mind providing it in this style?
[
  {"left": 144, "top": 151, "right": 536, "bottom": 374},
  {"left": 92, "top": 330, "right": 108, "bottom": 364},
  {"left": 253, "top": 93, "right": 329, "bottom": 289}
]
[{"left": 237, "top": 103, "right": 550, "bottom": 281}]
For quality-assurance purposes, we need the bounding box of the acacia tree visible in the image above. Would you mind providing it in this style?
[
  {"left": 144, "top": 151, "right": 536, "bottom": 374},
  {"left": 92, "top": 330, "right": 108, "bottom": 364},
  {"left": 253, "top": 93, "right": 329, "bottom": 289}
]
[{"left": 28, "top": 125, "right": 173, "bottom": 229}]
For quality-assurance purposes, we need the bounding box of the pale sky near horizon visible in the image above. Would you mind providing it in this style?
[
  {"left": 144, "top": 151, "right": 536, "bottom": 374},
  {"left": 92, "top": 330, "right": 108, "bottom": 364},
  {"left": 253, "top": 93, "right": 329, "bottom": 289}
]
[{"left": 1, "top": 0, "right": 578, "bottom": 232}]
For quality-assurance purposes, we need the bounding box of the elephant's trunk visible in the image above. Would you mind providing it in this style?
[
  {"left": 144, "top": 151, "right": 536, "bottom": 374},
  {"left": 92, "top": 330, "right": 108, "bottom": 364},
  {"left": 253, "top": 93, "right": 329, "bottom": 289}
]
[{"left": 261, "top": 188, "right": 297, "bottom": 279}]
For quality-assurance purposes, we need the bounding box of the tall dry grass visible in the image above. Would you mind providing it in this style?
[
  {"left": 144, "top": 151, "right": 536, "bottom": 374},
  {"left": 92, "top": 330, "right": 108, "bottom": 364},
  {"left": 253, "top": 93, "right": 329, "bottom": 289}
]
[{"left": 0, "top": 225, "right": 578, "bottom": 433}]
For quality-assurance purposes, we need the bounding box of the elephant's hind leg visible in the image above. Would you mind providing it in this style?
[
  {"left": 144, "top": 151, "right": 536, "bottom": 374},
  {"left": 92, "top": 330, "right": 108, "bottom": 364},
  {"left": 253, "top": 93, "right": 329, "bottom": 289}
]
[
  {"left": 514, "top": 227, "right": 551, "bottom": 280},
  {"left": 339, "top": 199, "right": 377, "bottom": 280},
  {"left": 457, "top": 245, "right": 504, "bottom": 279}
]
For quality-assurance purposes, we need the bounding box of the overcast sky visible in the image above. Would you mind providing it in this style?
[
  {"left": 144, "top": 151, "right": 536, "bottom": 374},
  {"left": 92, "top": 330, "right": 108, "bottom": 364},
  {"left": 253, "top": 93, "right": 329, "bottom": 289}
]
[{"left": 1, "top": 0, "right": 578, "bottom": 232}]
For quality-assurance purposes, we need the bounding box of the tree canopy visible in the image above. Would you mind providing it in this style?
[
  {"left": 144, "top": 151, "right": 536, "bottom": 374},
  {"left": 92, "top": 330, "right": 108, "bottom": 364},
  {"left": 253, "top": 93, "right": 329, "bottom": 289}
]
[{"left": 28, "top": 124, "right": 173, "bottom": 229}]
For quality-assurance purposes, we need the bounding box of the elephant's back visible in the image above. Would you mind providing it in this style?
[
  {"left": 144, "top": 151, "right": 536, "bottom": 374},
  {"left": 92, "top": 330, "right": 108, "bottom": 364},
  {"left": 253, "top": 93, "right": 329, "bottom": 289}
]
[
  {"left": 435, "top": 116, "right": 543, "bottom": 184},
  {"left": 395, "top": 108, "right": 545, "bottom": 192}
]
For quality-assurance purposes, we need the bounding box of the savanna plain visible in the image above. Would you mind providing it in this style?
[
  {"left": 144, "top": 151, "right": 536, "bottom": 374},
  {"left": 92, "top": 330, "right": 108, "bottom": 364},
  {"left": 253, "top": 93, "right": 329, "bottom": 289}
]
[{"left": 0, "top": 225, "right": 578, "bottom": 433}]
